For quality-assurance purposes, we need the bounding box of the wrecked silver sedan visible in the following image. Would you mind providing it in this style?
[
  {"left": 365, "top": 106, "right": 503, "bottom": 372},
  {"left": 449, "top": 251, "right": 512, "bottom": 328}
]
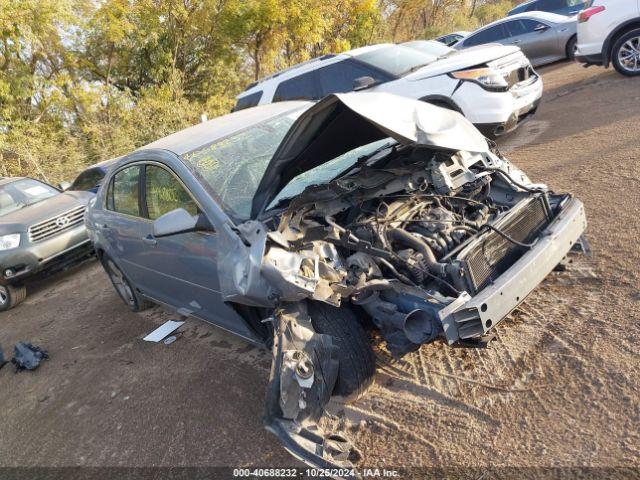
[{"left": 85, "top": 92, "right": 587, "bottom": 468}]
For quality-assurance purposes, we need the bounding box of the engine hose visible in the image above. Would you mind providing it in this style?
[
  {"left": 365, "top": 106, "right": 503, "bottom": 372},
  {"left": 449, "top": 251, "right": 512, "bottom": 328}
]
[
  {"left": 375, "top": 258, "right": 417, "bottom": 286},
  {"left": 486, "top": 168, "right": 546, "bottom": 193},
  {"left": 387, "top": 228, "right": 446, "bottom": 276}
]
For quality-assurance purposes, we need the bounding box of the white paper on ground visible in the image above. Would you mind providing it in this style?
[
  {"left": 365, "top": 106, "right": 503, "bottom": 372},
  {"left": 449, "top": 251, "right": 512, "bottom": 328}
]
[{"left": 143, "top": 320, "right": 185, "bottom": 342}]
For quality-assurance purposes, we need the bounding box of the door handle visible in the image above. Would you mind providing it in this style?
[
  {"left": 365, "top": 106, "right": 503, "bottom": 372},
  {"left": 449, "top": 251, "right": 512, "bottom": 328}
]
[
  {"left": 513, "top": 40, "right": 521, "bottom": 44},
  {"left": 143, "top": 235, "right": 157, "bottom": 247}
]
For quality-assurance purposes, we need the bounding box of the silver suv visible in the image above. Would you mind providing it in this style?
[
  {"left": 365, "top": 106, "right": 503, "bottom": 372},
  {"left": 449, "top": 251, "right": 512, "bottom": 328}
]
[{"left": 0, "top": 177, "right": 95, "bottom": 310}]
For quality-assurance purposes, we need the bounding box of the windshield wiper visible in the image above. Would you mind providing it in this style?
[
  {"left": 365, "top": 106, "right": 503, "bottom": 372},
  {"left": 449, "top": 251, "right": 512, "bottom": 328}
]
[{"left": 407, "top": 62, "right": 433, "bottom": 73}]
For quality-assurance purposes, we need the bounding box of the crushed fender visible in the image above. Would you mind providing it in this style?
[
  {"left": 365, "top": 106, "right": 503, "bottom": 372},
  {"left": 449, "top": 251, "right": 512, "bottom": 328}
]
[
  {"left": 264, "top": 303, "right": 359, "bottom": 471},
  {"left": 11, "top": 342, "right": 49, "bottom": 372}
]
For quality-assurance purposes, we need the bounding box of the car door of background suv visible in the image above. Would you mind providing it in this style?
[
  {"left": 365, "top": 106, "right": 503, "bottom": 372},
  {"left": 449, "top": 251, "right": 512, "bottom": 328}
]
[
  {"left": 135, "top": 162, "right": 259, "bottom": 340},
  {"left": 504, "top": 19, "right": 560, "bottom": 65}
]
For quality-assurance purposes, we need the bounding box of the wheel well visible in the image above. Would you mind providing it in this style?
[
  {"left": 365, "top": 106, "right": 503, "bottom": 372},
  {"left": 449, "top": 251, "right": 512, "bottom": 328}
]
[
  {"left": 566, "top": 34, "right": 577, "bottom": 56},
  {"left": 95, "top": 248, "right": 105, "bottom": 261},
  {"left": 605, "top": 20, "right": 640, "bottom": 66}
]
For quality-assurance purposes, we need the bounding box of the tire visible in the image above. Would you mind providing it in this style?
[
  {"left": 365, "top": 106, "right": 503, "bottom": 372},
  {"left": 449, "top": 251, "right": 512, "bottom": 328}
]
[
  {"left": 612, "top": 29, "right": 640, "bottom": 77},
  {"left": 0, "top": 284, "right": 27, "bottom": 312},
  {"left": 100, "top": 254, "right": 153, "bottom": 312},
  {"left": 308, "top": 301, "right": 376, "bottom": 402},
  {"left": 566, "top": 36, "right": 577, "bottom": 61}
]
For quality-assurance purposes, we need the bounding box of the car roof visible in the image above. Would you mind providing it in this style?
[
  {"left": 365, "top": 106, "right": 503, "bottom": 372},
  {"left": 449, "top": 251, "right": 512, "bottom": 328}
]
[
  {"left": 237, "top": 44, "right": 394, "bottom": 99},
  {"left": 139, "top": 101, "right": 311, "bottom": 156},
  {"left": 469, "top": 10, "right": 571, "bottom": 36}
]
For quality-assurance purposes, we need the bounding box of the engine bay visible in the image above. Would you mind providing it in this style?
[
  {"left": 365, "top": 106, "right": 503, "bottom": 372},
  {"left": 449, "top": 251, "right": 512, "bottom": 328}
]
[{"left": 260, "top": 144, "right": 567, "bottom": 356}]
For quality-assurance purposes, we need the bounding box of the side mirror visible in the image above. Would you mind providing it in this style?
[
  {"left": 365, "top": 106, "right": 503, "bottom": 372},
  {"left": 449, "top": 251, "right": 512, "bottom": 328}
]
[
  {"left": 353, "top": 76, "right": 377, "bottom": 91},
  {"left": 58, "top": 181, "right": 71, "bottom": 191},
  {"left": 152, "top": 208, "right": 213, "bottom": 238}
]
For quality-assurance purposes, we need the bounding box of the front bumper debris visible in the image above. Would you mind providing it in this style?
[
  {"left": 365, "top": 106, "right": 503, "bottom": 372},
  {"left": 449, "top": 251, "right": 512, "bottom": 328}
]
[{"left": 441, "top": 197, "right": 587, "bottom": 344}]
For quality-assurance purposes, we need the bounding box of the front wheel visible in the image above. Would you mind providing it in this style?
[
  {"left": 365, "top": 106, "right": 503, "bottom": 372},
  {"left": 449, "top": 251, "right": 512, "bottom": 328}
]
[
  {"left": 612, "top": 29, "right": 640, "bottom": 77},
  {"left": 0, "top": 284, "right": 27, "bottom": 312},
  {"left": 100, "top": 254, "right": 153, "bottom": 312},
  {"left": 566, "top": 36, "right": 577, "bottom": 61},
  {"left": 308, "top": 302, "right": 376, "bottom": 402}
]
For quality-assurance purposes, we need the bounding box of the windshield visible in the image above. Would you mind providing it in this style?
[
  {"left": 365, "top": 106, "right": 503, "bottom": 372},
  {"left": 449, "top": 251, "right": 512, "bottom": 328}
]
[
  {"left": 354, "top": 45, "right": 442, "bottom": 76},
  {"left": 0, "top": 179, "right": 59, "bottom": 217},
  {"left": 268, "top": 139, "right": 394, "bottom": 210},
  {"left": 181, "top": 108, "right": 305, "bottom": 219},
  {"left": 402, "top": 40, "right": 455, "bottom": 58}
]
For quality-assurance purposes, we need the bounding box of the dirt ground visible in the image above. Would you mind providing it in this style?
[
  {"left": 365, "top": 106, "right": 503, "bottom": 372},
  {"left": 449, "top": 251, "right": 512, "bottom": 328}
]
[{"left": 0, "top": 62, "right": 638, "bottom": 477}]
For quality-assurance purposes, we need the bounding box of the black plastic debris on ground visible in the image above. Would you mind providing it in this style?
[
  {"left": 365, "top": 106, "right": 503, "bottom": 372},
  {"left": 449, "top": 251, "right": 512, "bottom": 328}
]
[
  {"left": 0, "top": 344, "right": 5, "bottom": 370},
  {"left": 11, "top": 342, "right": 49, "bottom": 372}
]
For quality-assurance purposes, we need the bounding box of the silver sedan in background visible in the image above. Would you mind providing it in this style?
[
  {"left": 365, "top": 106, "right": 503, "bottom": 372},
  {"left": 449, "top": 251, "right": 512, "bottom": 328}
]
[{"left": 456, "top": 11, "right": 578, "bottom": 67}]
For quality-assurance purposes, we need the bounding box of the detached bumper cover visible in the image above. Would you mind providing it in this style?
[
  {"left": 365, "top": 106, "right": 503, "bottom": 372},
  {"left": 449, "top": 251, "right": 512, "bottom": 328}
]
[{"left": 441, "top": 197, "right": 587, "bottom": 344}]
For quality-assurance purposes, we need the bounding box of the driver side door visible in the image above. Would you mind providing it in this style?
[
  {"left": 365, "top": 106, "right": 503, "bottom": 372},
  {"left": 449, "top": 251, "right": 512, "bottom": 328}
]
[
  {"left": 504, "top": 19, "right": 560, "bottom": 65},
  {"left": 136, "top": 163, "right": 259, "bottom": 340}
]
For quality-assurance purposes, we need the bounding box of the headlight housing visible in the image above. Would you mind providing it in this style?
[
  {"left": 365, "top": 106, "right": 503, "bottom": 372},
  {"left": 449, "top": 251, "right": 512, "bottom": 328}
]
[
  {"left": 0, "top": 233, "right": 21, "bottom": 251},
  {"left": 450, "top": 68, "right": 509, "bottom": 92}
]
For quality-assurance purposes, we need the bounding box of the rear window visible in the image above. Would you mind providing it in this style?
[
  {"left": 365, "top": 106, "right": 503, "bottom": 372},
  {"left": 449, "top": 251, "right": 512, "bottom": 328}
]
[{"left": 234, "top": 91, "right": 263, "bottom": 111}]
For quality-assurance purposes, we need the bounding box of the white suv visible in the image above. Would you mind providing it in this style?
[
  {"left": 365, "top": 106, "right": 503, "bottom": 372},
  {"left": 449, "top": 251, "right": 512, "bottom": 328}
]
[
  {"left": 235, "top": 42, "right": 543, "bottom": 138},
  {"left": 575, "top": 0, "right": 640, "bottom": 76}
]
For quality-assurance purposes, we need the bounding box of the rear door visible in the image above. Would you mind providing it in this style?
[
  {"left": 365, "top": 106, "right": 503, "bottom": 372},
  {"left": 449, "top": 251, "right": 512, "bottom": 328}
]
[
  {"left": 504, "top": 19, "right": 560, "bottom": 64},
  {"left": 101, "top": 164, "right": 151, "bottom": 289}
]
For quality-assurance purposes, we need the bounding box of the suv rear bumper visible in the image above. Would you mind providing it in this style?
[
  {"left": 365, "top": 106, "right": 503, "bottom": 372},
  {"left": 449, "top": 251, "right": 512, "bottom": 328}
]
[
  {"left": 440, "top": 197, "right": 587, "bottom": 344},
  {"left": 0, "top": 224, "right": 93, "bottom": 286}
]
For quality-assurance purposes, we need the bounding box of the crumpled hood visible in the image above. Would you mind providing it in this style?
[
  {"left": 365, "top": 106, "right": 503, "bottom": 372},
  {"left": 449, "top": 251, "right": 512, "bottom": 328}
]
[
  {"left": 251, "top": 92, "right": 489, "bottom": 217},
  {"left": 404, "top": 44, "right": 524, "bottom": 80}
]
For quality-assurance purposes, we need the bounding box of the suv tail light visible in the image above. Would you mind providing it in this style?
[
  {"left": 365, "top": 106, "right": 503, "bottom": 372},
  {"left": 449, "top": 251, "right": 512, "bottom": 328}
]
[{"left": 578, "top": 5, "right": 605, "bottom": 23}]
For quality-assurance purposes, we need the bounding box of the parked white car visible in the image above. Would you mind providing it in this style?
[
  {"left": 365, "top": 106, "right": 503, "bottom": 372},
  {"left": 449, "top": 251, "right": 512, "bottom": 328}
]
[
  {"left": 235, "top": 42, "right": 543, "bottom": 138},
  {"left": 575, "top": 0, "right": 640, "bottom": 76}
]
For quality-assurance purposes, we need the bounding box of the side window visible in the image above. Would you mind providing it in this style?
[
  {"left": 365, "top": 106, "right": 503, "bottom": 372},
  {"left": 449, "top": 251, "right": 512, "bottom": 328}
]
[
  {"left": 463, "top": 24, "right": 510, "bottom": 47},
  {"left": 525, "top": 1, "right": 542, "bottom": 11},
  {"left": 107, "top": 166, "right": 141, "bottom": 216},
  {"left": 70, "top": 169, "right": 104, "bottom": 191},
  {"left": 273, "top": 72, "right": 319, "bottom": 102},
  {"left": 506, "top": 20, "right": 543, "bottom": 36},
  {"left": 144, "top": 165, "right": 198, "bottom": 220},
  {"left": 234, "top": 91, "right": 263, "bottom": 111},
  {"left": 316, "top": 60, "right": 386, "bottom": 97},
  {"left": 539, "top": 0, "right": 567, "bottom": 10}
]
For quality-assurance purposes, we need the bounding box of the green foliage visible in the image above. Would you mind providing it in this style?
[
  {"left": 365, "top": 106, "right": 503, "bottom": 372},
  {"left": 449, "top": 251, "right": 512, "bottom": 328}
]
[{"left": 1, "top": 0, "right": 514, "bottom": 185}]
